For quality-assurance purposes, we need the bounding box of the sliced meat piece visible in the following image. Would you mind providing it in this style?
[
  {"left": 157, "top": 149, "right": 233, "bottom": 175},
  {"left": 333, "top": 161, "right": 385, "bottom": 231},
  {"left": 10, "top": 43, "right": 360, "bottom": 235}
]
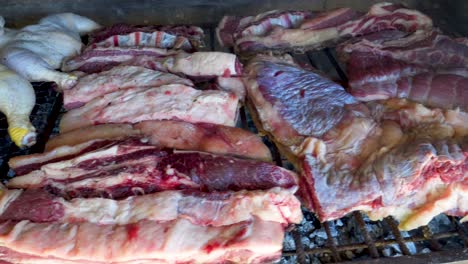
[
  {"left": 9, "top": 139, "right": 123, "bottom": 176},
  {"left": 134, "top": 120, "right": 271, "bottom": 161},
  {"left": 0, "top": 217, "right": 284, "bottom": 263},
  {"left": 339, "top": 31, "right": 468, "bottom": 69},
  {"left": 63, "top": 66, "right": 193, "bottom": 109},
  {"left": 59, "top": 84, "right": 240, "bottom": 133},
  {"left": 350, "top": 69, "right": 468, "bottom": 111},
  {"left": 42, "top": 120, "right": 271, "bottom": 161},
  {"left": 88, "top": 24, "right": 204, "bottom": 48},
  {"left": 337, "top": 2, "right": 432, "bottom": 37},
  {"left": 62, "top": 47, "right": 242, "bottom": 78},
  {"left": 0, "top": 188, "right": 302, "bottom": 226},
  {"left": 216, "top": 10, "right": 312, "bottom": 48},
  {"left": 8, "top": 140, "right": 298, "bottom": 199},
  {"left": 87, "top": 24, "right": 204, "bottom": 52}
]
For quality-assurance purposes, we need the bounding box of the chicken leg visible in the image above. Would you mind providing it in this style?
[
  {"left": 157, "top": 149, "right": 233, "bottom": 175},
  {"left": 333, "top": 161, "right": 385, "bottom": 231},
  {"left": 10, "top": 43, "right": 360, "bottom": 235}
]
[{"left": 0, "top": 64, "right": 36, "bottom": 147}]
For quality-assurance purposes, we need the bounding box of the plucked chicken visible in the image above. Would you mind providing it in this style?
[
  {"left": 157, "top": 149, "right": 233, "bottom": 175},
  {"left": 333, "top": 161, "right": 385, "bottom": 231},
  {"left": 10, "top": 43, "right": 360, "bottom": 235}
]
[
  {"left": 0, "top": 64, "right": 36, "bottom": 147},
  {"left": 0, "top": 13, "right": 100, "bottom": 89}
]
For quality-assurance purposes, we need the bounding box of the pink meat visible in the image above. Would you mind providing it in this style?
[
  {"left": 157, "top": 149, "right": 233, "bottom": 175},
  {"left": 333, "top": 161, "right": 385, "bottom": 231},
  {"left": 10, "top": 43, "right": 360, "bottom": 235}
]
[
  {"left": 7, "top": 139, "right": 298, "bottom": 199},
  {"left": 0, "top": 188, "right": 302, "bottom": 226},
  {"left": 63, "top": 66, "right": 193, "bottom": 109},
  {"left": 59, "top": 84, "right": 239, "bottom": 133},
  {"left": 0, "top": 217, "right": 284, "bottom": 263},
  {"left": 62, "top": 47, "right": 242, "bottom": 78}
]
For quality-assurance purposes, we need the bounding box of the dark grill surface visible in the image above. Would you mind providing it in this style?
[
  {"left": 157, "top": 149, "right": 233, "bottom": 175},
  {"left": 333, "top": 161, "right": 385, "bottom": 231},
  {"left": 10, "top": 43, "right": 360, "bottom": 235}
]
[{"left": 0, "top": 26, "right": 467, "bottom": 263}]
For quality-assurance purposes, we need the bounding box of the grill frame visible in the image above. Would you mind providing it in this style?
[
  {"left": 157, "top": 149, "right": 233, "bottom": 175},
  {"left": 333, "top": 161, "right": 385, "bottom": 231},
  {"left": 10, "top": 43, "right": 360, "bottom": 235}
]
[{"left": 0, "top": 25, "right": 466, "bottom": 263}]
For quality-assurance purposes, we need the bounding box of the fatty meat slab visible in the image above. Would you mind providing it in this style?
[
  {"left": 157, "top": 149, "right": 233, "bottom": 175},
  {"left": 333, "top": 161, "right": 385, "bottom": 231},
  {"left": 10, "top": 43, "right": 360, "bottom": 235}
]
[
  {"left": 59, "top": 84, "right": 239, "bottom": 133},
  {"left": 63, "top": 66, "right": 193, "bottom": 109},
  {"left": 62, "top": 47, "right": 242, "bottom": 79},
  {"left": 87, "top": 24, "right": 204, "bottom": 51},
  {"left": 0, "top": 187, "right": 302, "bottom": 226},
  {"left": 7, "top": 139, "right": 298, "bottom": 199},
  {"left": 216, "top": 2, "right": 432, "bottom": 54},
  {"left": 243, "top": 54, "right": 467, "bottom": 230},
  {"left": 0, "top": 217, "right": 285, "bottom": 263},
  {"left": 35, "top": 121, "right": 272, "bottom": 162}
]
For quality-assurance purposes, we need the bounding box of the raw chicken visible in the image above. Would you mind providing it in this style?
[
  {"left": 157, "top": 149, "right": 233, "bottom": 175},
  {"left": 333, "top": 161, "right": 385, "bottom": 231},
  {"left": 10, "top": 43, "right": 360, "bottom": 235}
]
[
  {"left": 0, "top": 64, "right": 36, "bottom": 147},
  {"left": 0, "top": 13, "right": 100, "bottom": 89}
]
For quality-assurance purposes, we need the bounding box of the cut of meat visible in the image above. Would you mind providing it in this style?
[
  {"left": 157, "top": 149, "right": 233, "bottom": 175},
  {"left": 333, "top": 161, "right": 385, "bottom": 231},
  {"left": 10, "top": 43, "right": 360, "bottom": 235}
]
[
  {"left": 59, "top": 84, "right": 240, "bottom": 133},
  {"left": 349, "top": 69, "right": 468, "bottom": 111},
  {"left": 7, "top": 139, "right": 298, "bottom": 199},
  {"left": 9, "top": 139, "right": 122, "bottom": 176},
  {"left": 216, "top": 3, "right": 432, "bottom": 53},
  {"left": 337, "top": 3, "right": 432, "bottom": 37},
  {"left": 338, "top": 30, "right": 468, "bottom": 69},
  {"left": 86, "top": 24, "right": 204, "bottom": 52},
  {"left": 216, "top": 10, "right": 312, "bottom": 48},
  {"left": 243, "top": 55, "right": 467, "bottom": 230},
  {"left": 0, "top": 217, "right": 284, "bottom": 263},
  {"left": 62, "top": 47, "right": 243, "bottom": 78},
  {"left": 0, "top": 187, "right": 302, "bottom": 226},
  {"left": 134, "top": 120, "right": 271, "bottom": 161},
  {"left": 63, "top": 66, "right": 193, "bottom": 109},
  {"left": 243, "top": 54, "right": 363, "bottom": 147},
  {"left": 40, "top": 121, "right": 272, "bottom": 161},
  {"left": 339, "top": 30, "right": 468, "bottom": 110}
]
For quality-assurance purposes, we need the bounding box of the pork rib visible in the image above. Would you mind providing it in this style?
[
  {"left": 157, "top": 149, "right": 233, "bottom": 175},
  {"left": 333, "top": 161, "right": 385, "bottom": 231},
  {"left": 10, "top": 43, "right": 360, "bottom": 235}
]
[
  {"left": 62, "top": 47, "right": 242, "bottom": 78},
  {"left": 87, "top": 24, "right": 204, "bottom": 52},
  {"left": 7, "top": 139, "right": 297, "bottom": 199},
  {"left": 0, "top": 188, "right": 302, "bottom": 226},
  {"left": 59, "top": 84, "right": 239, "bottom": 133},
  {"left": 0, "top": 217, "right": 284, "bottom": 263},
  {"left": 63, "top": 66, "right": 193, "bottom": 109}
]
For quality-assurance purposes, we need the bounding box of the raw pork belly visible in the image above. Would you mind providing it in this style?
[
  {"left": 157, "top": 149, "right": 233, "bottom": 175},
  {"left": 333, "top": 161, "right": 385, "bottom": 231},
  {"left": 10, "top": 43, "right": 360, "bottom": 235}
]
[
  {"left": 62, "top": 47, "right": 242, "bottom": 78},
  {"left": 59, "top": 84, "right": 239, "bottom": 132},
  {"left": 216, "top": 2, "right": 431, "bottom": 53},
  {"left": 0, "top": 188, "right": 302, "bottom": 226},
  {"left": 244, "top": 55, "right": 467, "bottom": 230},
  {"left": 37, "top": 121, "right": 272, "bottom": 161},
  {"left": 0, "top": 217, "right": 285, "bottom": 263},
  {"left": 7, "top": 139, "right": 298, "bottom": 199},
  {"left": 87, "top": 24, "right": 204, "bottom": 51},
  {"left": 63, "top": 66, "right": 193, "bottom": 109}
]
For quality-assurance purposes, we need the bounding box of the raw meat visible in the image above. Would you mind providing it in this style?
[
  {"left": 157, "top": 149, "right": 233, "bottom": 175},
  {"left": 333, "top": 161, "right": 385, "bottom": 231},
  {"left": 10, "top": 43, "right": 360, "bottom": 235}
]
[
  {"left": 59, "top": 84, "right": 239, "bottom": 133},
  {"left": 0, "top": 187, "right": 302, "bottom": 226},
  {"left": 349, "top": 68, "right": 468, "bottom": 111},
  {"left": 62, "top": 47, "right": 242, "bottom": 78},
  {"left": 338, "top": 30, "right": 468, "bottom": 69},
  {"left": 0, "top": 217, "right": 284, "bottom": 263},
  {"left": 63, "top": 66, "right": 193, "bottom": 109},
  {"left": 87, "top": 24, "right": 204, "bottom": 51},
  {"left": 243, "top": 55, "right": 467, "bottom": 230},
  {"left": 7, "top": 139, "right": 298, "bottom": 199},
  {"left": 216, "top": 3, "right": 431, "bottom": 53},
  {"left": 338, "top": 30, "right": 468, "bottom": 110},
  {"left": 337, "top": 3, "right": 432, "bottom": 37},
  {"left": 38, "top": 121, "right": 272, "bottom": 161}
]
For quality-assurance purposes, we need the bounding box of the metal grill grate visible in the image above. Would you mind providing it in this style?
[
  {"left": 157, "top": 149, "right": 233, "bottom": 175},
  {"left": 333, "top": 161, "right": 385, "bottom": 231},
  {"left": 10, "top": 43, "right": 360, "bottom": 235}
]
[{"left": 0, "top": 26, "right": 466, "bottom": 263}]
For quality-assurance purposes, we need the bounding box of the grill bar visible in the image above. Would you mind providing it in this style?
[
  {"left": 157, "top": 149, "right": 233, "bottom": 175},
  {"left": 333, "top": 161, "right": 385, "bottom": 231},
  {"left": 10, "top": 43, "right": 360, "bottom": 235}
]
[{"left": 353, "top": 212, "right": 380, "bottom": 258}]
